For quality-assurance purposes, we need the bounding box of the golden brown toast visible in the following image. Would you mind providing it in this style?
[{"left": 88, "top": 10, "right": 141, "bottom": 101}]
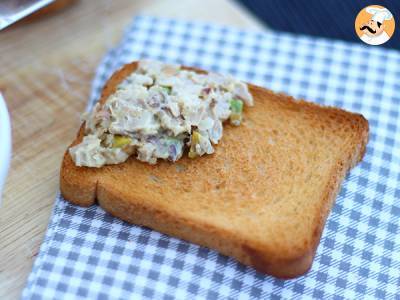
[{"left": 60, "top": 61, "right": 369, "bottom": 278}]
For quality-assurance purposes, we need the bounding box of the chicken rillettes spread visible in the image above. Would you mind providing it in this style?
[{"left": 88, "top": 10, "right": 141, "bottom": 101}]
[{"left": 69, "top": 60, "right": 254, "bottom": 167}]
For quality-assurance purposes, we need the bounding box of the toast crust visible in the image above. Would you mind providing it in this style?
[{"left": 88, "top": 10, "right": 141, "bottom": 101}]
[{"left": 60, "top": 62, "right": 369, "bottom": 278}]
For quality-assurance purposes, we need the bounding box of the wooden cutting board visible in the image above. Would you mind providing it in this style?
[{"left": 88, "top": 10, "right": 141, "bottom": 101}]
[{"left": 0, "top": 0, "right": 264, "bottom": 298}]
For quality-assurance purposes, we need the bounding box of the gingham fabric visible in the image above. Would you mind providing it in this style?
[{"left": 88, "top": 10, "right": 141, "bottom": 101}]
[{"left": 23, "top": 15, "right": 400, "bottom": 299}]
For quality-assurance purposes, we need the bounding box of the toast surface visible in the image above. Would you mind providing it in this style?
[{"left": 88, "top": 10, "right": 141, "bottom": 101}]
[{"left": 60, "top": 62, "right": 369, "bottom": 278}]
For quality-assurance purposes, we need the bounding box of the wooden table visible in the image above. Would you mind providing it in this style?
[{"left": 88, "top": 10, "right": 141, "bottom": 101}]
[{"left": 0, "top": 0, "right": 265, "bottom": 298}]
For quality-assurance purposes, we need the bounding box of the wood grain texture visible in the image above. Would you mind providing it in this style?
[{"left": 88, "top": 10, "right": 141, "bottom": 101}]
[{"left": 0, "top": 0, "right": 264, "bottom": 298}]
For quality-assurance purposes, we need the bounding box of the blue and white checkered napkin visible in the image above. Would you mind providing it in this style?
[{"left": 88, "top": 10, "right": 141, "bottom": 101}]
[{"left": 23, "top": 15, "right": 400, "bottom": 299}]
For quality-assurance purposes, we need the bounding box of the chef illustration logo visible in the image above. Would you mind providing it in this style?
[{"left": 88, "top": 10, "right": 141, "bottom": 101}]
[{"left": 355, "top": 5, "right": 395, "bottom": 45}]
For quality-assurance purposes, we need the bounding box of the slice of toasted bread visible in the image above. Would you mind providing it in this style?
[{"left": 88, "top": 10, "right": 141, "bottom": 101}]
[{"left": 60, "top": 61, "right": 369, "bottom": 278}]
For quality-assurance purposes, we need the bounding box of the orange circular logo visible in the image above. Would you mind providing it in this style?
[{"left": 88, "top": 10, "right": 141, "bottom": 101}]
[{"left": 355, "top": 5, "right": 395, "bottom": 46}]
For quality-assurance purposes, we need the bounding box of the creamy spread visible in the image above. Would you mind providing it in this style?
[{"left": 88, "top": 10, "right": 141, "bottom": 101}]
[{"left": 70, "top": 60, "right": 254, "bottom": 167}]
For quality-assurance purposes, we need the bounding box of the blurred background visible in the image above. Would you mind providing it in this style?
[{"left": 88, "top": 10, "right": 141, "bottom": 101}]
[
  {"left": 1, "top": 0, "right": 399, "bottom": 48},
  {"left": 238, "top": 0, "right": 399, "bottom": 49}
]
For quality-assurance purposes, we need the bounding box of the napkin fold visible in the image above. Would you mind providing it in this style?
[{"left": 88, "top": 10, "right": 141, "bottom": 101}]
[{"left": 23, "top": 15, "right": 400, "bottom": 299}]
